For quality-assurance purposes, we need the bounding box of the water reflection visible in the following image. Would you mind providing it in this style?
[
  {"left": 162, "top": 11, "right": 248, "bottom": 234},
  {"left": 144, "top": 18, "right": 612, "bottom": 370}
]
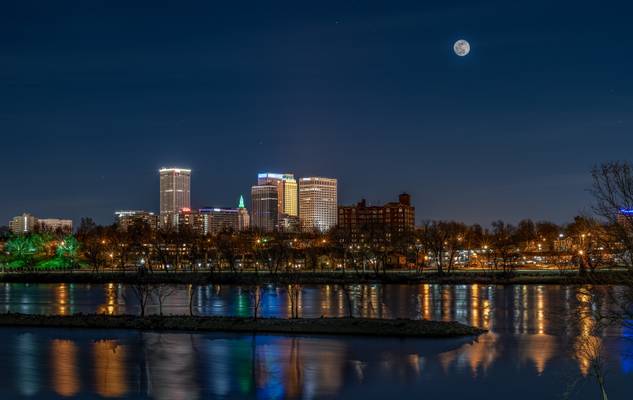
[
  {"left": 16, "top": 333, "right": 39, "bottom": 397},
  {"left": 0, "top": 283, "right": 631, "bottom": 398},
  {"left": 146, "top": 334, "right": 199, "bottom": 400},
  {"left": 0, "top": 282, "right": 579, "bottom": 333},
  {"left": 51, "top": 339, "right": 79, "bottom": 396},
  {"left": 94, "top": 340, "right": 127, "bottom": 397},
  {"left": 97, "top": 283, "right": 119, "bottom": 315},
  {"left": 0, "top": 325, "right": 628, "bottom": 399},
  {"left": 574, "top": 287, "right": 602, "bottom": 377}
]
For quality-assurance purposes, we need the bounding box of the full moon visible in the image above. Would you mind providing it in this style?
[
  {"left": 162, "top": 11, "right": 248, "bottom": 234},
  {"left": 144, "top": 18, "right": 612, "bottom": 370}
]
[{"left": 453, "top": 39, "right": 470, "bottom": 56}]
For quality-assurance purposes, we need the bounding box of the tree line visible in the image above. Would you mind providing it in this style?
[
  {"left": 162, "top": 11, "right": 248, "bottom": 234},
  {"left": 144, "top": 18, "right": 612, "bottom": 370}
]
[{"left": 2, "top": 162, "right": 633, "bottom": 275}]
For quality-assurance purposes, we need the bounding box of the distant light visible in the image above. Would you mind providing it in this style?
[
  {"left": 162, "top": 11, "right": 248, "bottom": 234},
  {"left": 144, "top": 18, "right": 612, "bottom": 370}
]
[
  {"left": 159, "top": 167, "right": 191, "bottom": 173},
  {"left": 620, "top": 208, "right": 633, "bottom": 215},
  {"left": 258, "top": 172, "right": 285, "bottom": 179}
]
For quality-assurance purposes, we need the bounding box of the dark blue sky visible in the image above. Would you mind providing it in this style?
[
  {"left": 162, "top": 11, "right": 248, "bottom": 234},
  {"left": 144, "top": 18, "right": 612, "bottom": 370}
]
[{"left": 1, "top": 0, "right": 632, "bottom": 226}]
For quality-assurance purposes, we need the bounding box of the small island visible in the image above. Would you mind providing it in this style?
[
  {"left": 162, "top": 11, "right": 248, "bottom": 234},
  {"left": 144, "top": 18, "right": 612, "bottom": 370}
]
[{"left": 0, "top": 313, "right": 486, "bottom": 338}]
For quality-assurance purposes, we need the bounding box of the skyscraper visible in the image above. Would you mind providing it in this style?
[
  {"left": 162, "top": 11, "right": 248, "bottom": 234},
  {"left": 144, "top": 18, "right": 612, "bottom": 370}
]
[
  {"left": 159, "top": 167, "right": 191, "bottom": 226},
  {"left": 237, "top": 195, "right": 251, "bottom": 231},
  {"left": 251, "top": 184, "right": 278, "bottom": 232},
  {"left": 257, "top": 173, "right": 298, "bottom": 217},
  {"left": 298, "top": 177, "right": 338, "bottom": 232}
]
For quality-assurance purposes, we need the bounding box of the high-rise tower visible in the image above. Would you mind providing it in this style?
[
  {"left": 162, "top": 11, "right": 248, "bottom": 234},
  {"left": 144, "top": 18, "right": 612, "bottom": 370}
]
[
  {"left": 159, "top": 167, "right": 191, "bottom": 226},
  {"left": 251, "top": 184, "right": 278, "bottom": 232},
  {"left": 257, "top": 173, "right": 298, "bottom": 217},
  {"left": 298, "top": 177, "right": 338, "bottom": 232}
]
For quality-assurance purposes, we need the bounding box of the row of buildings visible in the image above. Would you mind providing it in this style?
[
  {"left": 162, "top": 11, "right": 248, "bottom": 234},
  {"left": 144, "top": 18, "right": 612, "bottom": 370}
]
[
  {"left": 122, "top": 167, "right": 414, "bottom": 236},
  {"left": 150, "top": 168, "right": 340, "bottom": 234},
  {"left": 8, "top": 214, "right": 73, "bottom": 235},
  {"left": 7, "top": 167, "right": 416, "bottom": 237},
  {"left": 251, "top": 173, "right": 338, "bottom": 233}
]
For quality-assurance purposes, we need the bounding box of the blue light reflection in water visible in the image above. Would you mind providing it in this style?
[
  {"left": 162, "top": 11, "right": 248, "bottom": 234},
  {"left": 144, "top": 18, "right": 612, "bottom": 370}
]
[{"left": 0, "top": 284, "right": 630, "bottom": 399}]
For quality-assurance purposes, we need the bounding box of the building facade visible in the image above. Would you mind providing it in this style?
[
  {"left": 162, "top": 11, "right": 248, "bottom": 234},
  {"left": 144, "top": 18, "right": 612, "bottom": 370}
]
[
  {"left": 159, "top": 167, "right": 191, "bottom": 226},
  {"left": 199, "top": 196, "right": 250, "bottom": 235},
  {"left": 114, "top": 210, "right": 158, "bottom": 231},
  {"left": 9, "top": 213, "right": 72, "bottom": 235},
  {"left": 251, "top": 184, "right": 278, "bottom": 232},
  {"left": 337, "top": 193, "right": 416, "bottom": 243},
  {"left": 175, "top": 208, "right": 206, "bottom": 235},
  {"left": 9, "top": 213, "right": 38, "bottom": 235},
  {"left": 257, "top": 173, "right": 298, "bottom": 228},
  {"left": 237, "top": 195, "right": 251, "bottom": 231},
  {"left": 298, "top": 177, "right": 338, "bottom": 232},
  {"left": 38, "top": 219, "right": 73, "bottom": 234}
]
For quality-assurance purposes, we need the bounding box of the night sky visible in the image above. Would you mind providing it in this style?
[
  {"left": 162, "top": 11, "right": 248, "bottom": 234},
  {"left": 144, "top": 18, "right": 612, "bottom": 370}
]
[{"left": 1, "top": 0, "right": 632, "bottom": 226}]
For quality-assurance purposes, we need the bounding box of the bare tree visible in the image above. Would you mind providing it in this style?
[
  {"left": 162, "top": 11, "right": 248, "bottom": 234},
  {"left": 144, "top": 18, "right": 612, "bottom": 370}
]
[
  {"left": 570, "top": 287, "right": 610, "bottom": 400},
  {"left": 419, "top": 221, "right": 465, "bottom": 274},
  {"left": 588, "top": 162, "right": 633, "bottom": 333},
  {"left": 287, "top": 284, "right": 301, "bottom": 319},
  {"left": 247, "top": 286, "right": 263, "bottom": 320},
  {"left": 152, "top": 284, "right": 176, "bottom": 316},
  {"left": 125, "top": 284, "right": 153, "bottom": 317},
  {"left": 591, "top": 162, "right": 633, "bottom": 269},
  {"left": 340, "top": 285, "right": 355, "bottom": 318},
  {"left": 188, "top": 283, "right": 198, "bottom": 316},
  {"left": 574, "top": 334, "right": 609, "bottom": 400},
  {"left": 489, "top": 221, "right": 518, "bottom": 273},
  {"left": 76, "top": 218, "right": 107, "bottom": 273}
]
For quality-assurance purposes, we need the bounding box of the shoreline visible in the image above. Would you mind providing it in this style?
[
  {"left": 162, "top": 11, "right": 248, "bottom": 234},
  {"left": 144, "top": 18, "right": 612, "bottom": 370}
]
[
  {"left": 0, "top": 313, "right": 486, "bottom": 338},
  {"left": 0, "top": 270, "right": 629, "bottom": 285}
]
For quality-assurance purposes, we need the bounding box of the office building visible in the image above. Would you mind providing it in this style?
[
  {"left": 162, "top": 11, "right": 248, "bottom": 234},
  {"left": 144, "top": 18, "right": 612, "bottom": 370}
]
[
  {"left": 38, "top": 219, "right": 73, "bottom": 234},
  {"left": 9, "top": 213, "right": 72, "bottom": 235},
  {"left": 338, "top": 193, "right": 416, "bottom": 243},
  {"left": 114, "top": 210, "right": 158, "bottom": 231},
  {"left": 159, "top": 167, "right": 191, "bottom": 226},
  {"left": 251, "top": 184, "right": 278, "bottom": 232},
  {"left": 199, "top": 196, "right": 250, "bottom": 234},
  {"left": 257, "top": 172, "right": 298, "bottom": 218},
  {"left": 298, "top": 177, "right": 338, "bottom": 232},
  {"left": 9, "top": 213, "right": 38, "bottom": 235},
  {"left": 175, "top": 208, "right": 205, "bottom": 235}
]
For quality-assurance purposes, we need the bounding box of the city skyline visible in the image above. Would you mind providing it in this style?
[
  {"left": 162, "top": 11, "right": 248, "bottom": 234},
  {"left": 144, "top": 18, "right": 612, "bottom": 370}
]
[
  {"left": 0, "top": 162, "right": 602, "bottom": 228},
  {"left": 2, "top": 1, "right": 629, "bottom": 227},
  {"left": 1, "top": 3, "right": 632, "bottom": 400}
]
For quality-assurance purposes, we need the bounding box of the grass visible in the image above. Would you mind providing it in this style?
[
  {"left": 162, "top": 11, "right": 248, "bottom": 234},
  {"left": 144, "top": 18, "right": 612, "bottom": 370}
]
[
  {"left": 0, "top": 313, "right": 486, "bottom": 338},
  {"left": 0, "top": 269, "right": 629, "bottom": 285}
]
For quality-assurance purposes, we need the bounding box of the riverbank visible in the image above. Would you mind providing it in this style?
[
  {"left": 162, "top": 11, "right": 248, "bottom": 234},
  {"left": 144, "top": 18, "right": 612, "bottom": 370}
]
[
  {"left": 0, "top": 269, "right": 629, "bottom": 285},
  {"left": 0, "top": 313, "right": 485, "bottom": 337}
]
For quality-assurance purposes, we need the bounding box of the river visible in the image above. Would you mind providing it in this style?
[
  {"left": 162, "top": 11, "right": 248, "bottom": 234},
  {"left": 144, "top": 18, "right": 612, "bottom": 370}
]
[{"left": 0, "top": 283, "right": 630, "bottom": 399}]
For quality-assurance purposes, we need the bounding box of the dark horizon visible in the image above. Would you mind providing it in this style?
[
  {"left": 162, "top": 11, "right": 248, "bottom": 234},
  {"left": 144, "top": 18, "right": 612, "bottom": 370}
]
[{"left": 2, "top": 0, "right": 631, "bottom": 226}]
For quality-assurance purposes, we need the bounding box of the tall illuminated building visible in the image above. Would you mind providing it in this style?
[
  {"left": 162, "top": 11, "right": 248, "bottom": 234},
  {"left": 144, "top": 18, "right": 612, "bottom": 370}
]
[
  {"left": 159, "top": 167, "right": 191, "bottom": 226},
  {"left": 237, "top": 195, "right": 251, "bottom": 231},
  {"left": 257, "top": 173, "right": 298, "bottom": 217},
  {"left": 298, "top": 177, "right": 338, "bottom": 232},
  {"left": 251, "top": 184, "right": 278, "bottom": 232}
]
